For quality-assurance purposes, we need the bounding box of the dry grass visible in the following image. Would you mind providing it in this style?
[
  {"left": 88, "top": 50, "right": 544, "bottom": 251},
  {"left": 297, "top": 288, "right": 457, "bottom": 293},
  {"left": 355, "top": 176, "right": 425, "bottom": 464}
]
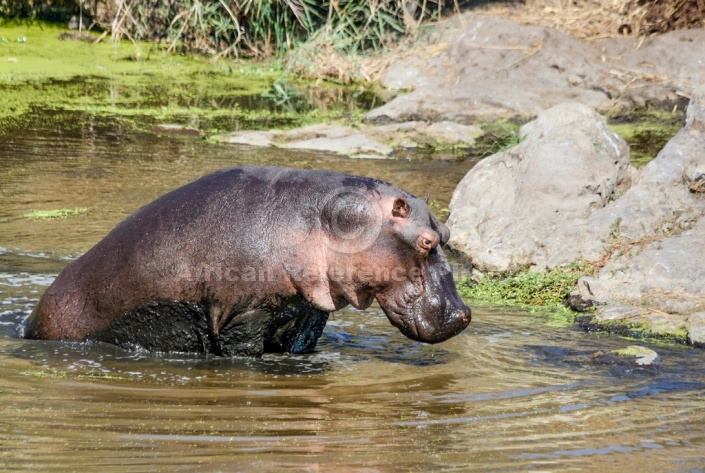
[
  {"left": 474, "top": 0, "right": 705, "bottom": 41},
  {"left": 690, "top": 178, "right": 705, "bottom": 193},
  {"left": 284, "top": 29, "right": 451, "bottom": 83}
]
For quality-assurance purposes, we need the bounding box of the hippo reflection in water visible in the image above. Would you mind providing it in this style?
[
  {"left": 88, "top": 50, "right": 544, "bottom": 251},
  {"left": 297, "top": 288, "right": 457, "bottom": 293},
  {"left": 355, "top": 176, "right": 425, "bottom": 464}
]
[{"left": 25, "top": 166, "right": 471, "bottom": 356}]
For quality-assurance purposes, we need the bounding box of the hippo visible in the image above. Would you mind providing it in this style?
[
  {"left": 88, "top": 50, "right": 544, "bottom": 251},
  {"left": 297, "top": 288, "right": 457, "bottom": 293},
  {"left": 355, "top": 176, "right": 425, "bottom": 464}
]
[{"left": 25, "top": 166, "right": 470, "bottom": 356}]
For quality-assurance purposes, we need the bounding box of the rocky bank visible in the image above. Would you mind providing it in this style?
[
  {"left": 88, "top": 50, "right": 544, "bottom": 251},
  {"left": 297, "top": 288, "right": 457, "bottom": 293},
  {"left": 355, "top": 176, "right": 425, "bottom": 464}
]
[
  {"left": 221, "top": 13, "right": 705, "bottom": 158},
  {"left": 447, "top": 86, "right": 705, "bottom": 346},
  {"left": 367, "top": 14, "right": 705, "bottom": 123}
]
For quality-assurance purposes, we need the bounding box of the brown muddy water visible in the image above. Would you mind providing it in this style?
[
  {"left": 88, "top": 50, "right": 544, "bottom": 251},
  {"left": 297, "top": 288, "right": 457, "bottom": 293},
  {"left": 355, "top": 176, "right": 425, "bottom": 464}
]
[{"left": 1, "top": 112, "right": 705, "bottom": 472}]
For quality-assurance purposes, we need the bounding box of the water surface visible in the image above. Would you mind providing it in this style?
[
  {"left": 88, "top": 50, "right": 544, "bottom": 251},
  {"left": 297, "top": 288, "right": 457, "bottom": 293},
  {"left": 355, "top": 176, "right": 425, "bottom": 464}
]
[{"left": 1, "top": 113, "right": 704, "bottom": 472}]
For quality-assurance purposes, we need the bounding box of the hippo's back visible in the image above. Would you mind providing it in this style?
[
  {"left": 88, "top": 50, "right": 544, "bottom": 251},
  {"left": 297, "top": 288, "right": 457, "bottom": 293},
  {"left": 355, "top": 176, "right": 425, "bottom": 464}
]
[{"left": 24, "top": 166, "right": 402, "bottom": 342}]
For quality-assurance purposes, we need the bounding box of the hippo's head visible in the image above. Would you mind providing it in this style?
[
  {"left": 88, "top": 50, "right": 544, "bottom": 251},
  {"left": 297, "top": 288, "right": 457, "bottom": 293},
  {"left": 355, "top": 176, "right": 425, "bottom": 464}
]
[
  {"left": 373, "top": 197, "right": 471, "bottom": 343},
  {"left": 376, "top": 243, "right": 471, "bottom": 344},
  {"left": 319, "top": 187, "right": 471, "bottom": 344}
]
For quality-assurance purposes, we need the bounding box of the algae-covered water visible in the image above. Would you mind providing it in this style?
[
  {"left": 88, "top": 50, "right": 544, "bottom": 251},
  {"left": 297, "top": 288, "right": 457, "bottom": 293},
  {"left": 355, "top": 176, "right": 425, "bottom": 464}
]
[{"left": 2, "top": 22, "right": 704, "bottom": 473}]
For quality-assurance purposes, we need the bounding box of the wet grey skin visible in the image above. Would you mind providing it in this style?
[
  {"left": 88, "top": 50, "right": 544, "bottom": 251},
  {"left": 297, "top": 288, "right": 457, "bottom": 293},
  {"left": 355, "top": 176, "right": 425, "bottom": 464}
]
[{"left": 25, "top": 166, "right": 471, "bottom": 356}]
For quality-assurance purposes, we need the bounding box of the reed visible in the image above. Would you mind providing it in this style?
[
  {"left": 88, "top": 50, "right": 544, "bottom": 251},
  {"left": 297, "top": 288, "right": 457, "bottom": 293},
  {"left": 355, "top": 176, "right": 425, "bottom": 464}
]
[
  {"left": 85, "top": 0, "right": 457, "bottom": 57},
  {"left": 0, "top": 0, "right": 78, "bottom": 22}
]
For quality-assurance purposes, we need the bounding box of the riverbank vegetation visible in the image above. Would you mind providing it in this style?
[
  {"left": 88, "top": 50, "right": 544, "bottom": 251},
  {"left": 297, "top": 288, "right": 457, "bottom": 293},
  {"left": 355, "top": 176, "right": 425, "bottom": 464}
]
[
  {"left": 2, "top": 1, "right": 457, "bottom": 58},
  {"left": 0, "top": 1, "right": 461, "bottom": 88},
  {"left": 3, "top": 1, "right": 702, "bottom": 84},
  {"left": 457, "top": 264, "right": 591, "bottom": 311}
]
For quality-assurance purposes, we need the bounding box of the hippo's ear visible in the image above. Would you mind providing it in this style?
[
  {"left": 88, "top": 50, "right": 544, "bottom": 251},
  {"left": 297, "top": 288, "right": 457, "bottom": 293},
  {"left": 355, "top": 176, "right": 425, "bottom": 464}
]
[
  {"left": 392, "top": 198, "right": 410, "bottom": 219},
  {"left": 422, "top": 193, "right": 430, "bottom": 204}
]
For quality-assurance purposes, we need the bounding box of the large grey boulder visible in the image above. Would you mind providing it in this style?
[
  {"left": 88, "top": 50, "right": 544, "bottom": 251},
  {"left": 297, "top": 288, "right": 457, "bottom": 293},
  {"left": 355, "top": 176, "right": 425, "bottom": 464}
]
[
  {"left": 576, "top": 231, "right": 705, "bottom": 314},
  {"left": 367, "top": 14, "right": 616, "bottom": 123},
  {"left": 447, "top": 85, "right": 705, "bottom": 343},
  {"left": 572, "top": 85, "right": 705, "bottom": 336},
  {"left": 446, "top": 102, "right": 632, "bottom": 272},
  {"left": 366, "top": 13, "right": 705, "bottom": 123},
  {"left": 555, "top": 84, "right": 705, "bottom": 266}
]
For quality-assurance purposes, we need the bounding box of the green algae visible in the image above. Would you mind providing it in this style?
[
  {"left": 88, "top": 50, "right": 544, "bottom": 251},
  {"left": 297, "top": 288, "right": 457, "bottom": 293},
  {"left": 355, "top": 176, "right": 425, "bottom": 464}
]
[
  {"left": 456, "top": 266, "right": 590, "bottom": 329},
  {"left": 0, "top": 22, "right": 371, "bottom": 136},
  {"left": 577, "top": 314, "right": 690, "bottom": 346},
  {"left": 0, "top": 21, "right": 281, "bottom": 83},
  {"left": 24, "top": 207, "right": 89, "bottom": 219},
  {"left": 457, "top": 264, "right": 589, "bottom": 310},
  {"left": 456, "top": 265, "right": 692, "bottom": 342},
  {"left": 20, "top": 368, "right": 125, "bottom": 381},
  {"left": 607, "top": 108, "right": 685, "bottom": 167},
  {"left": 613, "top": 345, "right": 657, "bottom": 357}
]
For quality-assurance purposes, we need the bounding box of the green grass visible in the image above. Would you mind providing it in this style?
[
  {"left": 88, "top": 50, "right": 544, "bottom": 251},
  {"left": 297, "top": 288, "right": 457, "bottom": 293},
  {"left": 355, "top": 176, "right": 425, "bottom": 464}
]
[
  {"left": 23, "top": 208, "right": 89, "bottom": 220},
  {"left": 472, "top": 121, "right": 525, "bottom": 157},
  {"left": 457, "top": 264, "right": 592, "bottom": 309}
]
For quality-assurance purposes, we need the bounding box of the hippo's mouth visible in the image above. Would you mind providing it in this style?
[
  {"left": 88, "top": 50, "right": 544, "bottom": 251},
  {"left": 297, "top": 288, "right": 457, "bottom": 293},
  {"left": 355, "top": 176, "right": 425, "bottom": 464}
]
[
  {"left": 380, "top": 297, "right": 470, "bottom": 344},
  {"left": 378, "top": 300, "right": 420, "bottom": 339}
]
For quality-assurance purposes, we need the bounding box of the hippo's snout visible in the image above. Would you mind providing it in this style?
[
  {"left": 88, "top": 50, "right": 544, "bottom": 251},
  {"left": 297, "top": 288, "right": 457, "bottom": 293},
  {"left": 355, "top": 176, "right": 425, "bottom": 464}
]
[
  {"left": 377, "top": 246, "right": 471, "bottom": 344},
  {"left": 403, "top": 283, "right": 471, "bottom": 344}
]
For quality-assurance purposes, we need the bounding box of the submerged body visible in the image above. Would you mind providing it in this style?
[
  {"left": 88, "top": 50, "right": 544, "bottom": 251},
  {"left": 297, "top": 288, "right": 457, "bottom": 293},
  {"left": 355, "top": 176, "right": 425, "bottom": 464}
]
[{"left": 25, "top": 166, "right": 470, "bottom": 356}]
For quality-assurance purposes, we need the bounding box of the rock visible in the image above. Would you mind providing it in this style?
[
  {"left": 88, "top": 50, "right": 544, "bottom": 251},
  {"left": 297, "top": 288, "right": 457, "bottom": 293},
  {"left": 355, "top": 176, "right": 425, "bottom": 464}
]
[
  {"left": 447, "top": 85, "right": 705, "bottom": 344},
  {"left": 281, "top": 133, "right": 393, "bottom": 156},
  {"left": 687, "top": 312, "right": 705, "bottom": 347},
  {"left": 427, "top": 122, "right": 480, "bottom": 146},
  {"left": 596, "top": 30, "right": 705, "bottom": 108},
  {"left": 217, "top": 121, "right": 482, "bottom": 157},
  {"left": 380, "top": 61, "right": 433, "bottom": 91},
  {"left": 226, "top": 130, "right": 277, "bottom": 147},
  {"left": 369, "top": 121, "right": 481, "bottom": 149},
  {"left": 366, "top": 13, "right": 705, "bottom": 123},
  {"left": 446, "top": 102, "right": 632, "bottom": 272},
  {"left": 576, "top": 234, "right": 705, "bottom": 315},
  {"left": 221, "top": 125, "right": 393, "bottom": 157},
  {"left": 366, "top": 14, "right": 620, "bottom": 123},
  {"left": 153, "top": 124, "right": 201, "bottom": 136},
  {"left": 568, "top": 85, "right": 705, "bottom": 263},
  {"left": 592, "top": 345, "right": 659, "bottom": 367},
  {"left": 280, "top": 124, "right": 352, "bottom": 140},
  {"left": 568, "top": 84, "right": 705, "bottom": 341}
]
